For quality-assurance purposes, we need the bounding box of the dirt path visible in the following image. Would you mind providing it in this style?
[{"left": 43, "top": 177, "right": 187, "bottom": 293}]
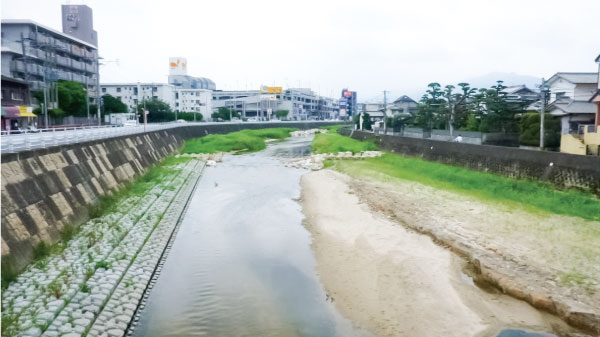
[{"left": 301, "top": 170, "right": 578, "bottom": 337}]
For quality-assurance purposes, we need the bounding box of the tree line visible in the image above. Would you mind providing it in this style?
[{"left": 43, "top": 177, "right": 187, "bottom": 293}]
[{"left": 379, "top": 81, "right": 560, "bottom": 148}]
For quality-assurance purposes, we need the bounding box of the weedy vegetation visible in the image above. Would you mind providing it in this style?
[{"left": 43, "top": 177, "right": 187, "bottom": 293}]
[{"left": 182, "top": 128, "right": 296, "bottom": 154}]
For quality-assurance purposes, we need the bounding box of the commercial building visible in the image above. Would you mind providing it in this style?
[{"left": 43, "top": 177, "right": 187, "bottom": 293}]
[
  {"left": 211, "top": 87, "right": 339, "bottom": 120},
  {"left": 339, "top": 89, "right": 357, "bottom": 118},
  {"left": 168, "top": 57, "right": 215, "bottom": 90}
]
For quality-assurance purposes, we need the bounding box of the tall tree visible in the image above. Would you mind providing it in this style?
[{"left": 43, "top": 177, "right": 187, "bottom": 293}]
[
  {"left": 211, "top": 107, "right": 240, "bottom": 121},
  {"left": 57, "top": 80, "right": 87, "bottom": 117},
  {"left": 136, "top": 97, "right": 174, "bottom": 123},
  {"left": 472, "top": 81, "right": 525, "bottom": 132},
  {"left": 416, "top": 83, "right": 447, "bottom": 129},
  {"left": 101, "top": 94, "right": 128, "bottom": 115}
]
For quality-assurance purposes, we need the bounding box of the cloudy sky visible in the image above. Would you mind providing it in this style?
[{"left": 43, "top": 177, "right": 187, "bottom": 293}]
[{"left": 2, "top": 0, "right": 599, "bottom": 102}]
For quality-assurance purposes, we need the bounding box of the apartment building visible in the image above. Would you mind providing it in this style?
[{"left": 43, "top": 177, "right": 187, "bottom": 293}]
[
  {"left": 101, "top": 83, "right": 176, "bottom": 112},
  {"left": 1, "top": 19, "right": 99, "bottom": 100},
  {"left": 101, "top": 83, "right": 213, "bottom": 120}
]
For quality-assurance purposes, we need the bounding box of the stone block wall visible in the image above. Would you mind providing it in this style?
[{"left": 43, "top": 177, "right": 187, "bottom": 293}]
[
  {"left": 1, "top": 130, "right": 182, "bottom": 268},
  {"left": 341, "top": 128, "right": 600, "bottom": 194}
]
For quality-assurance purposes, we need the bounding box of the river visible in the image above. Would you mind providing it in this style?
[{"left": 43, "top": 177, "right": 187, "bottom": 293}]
[
  {"left": 131, "top": 136, "right": 367, "bottom": 337},
  {"left": 131, "top": 135, "right": 564, "bottom": 337}
]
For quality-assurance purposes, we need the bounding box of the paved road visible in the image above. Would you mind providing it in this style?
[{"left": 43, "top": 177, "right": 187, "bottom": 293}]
[{"left": 0, "top": 121, "right": 336, "bottom": 154}]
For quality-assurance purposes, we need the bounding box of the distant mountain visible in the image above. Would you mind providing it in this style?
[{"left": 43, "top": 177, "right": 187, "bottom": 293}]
[{"left": 461, "top": 72, "right": 542, "bottom": 90}]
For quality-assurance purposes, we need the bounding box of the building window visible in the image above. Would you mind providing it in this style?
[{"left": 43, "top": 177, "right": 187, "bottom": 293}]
[
  {"left": 116, "top": 88, "right": 121, "bottom": 93},
  {"left": 102, "top": 88, "right": 106, "bottom": 93},
  {"left": 11, "top": 91, "right": 23, "bottom": 101}
]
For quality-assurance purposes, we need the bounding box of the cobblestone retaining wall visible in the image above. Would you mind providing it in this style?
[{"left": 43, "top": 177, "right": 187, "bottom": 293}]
[
  {"left": 341, "top": 128, "right": 600, "bottom": 194},
  {"left": 1, "top": 122, "right": 341, "bottom": 269}
]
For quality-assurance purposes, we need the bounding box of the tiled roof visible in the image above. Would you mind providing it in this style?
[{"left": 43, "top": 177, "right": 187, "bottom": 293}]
[{"left": 547, "top": 72, "right": 597, "bottom": 85}]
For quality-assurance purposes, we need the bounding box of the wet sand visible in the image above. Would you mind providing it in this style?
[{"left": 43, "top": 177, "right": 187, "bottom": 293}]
[{"left": 301, "top": 170, "right": 573, "bottom": 337}]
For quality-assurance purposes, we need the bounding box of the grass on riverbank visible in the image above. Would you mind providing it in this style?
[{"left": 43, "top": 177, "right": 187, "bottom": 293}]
[
  {"left": 312, "top": 127, "right": 378, "bottom": 154},
  {"left": 0, "top": 156, "right": 192, "bottom": 291},
  {"left": 182, "top": 128, "right": 296, "bottom": 154},
  {"left": 331, "top": 153, "right": 600, "bottom": 221}
]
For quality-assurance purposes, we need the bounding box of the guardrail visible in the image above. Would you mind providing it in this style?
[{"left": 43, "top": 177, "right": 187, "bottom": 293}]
[{"left": 0, "top": 123, "right": 183, "bottom": 153}]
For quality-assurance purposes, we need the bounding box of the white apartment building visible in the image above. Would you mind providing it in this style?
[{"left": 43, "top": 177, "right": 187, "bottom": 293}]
[
  {"left": 101, "top": 83, "right": 175, "bottom": 112},
  {"left": 100, "top": 83, "right": 213, "bottom": 120},
  {"left": 174, "top": 88, "right": 212, "bottom": 119}
]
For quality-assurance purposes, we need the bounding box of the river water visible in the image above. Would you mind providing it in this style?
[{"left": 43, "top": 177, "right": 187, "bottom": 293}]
[
  {"left": 132, "top": 136, "right": 367, "bottom": 337},
  {"left": 132, "top": 136, "right": 561, "bottom": 337}
]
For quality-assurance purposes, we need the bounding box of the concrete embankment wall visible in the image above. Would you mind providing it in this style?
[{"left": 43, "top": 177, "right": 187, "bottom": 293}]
[
  {"left": 1, "top": 122, "right": 339, "bottom": 269},
  {"left": 341, "top": 128, "right": 600, "bottom": 194}
]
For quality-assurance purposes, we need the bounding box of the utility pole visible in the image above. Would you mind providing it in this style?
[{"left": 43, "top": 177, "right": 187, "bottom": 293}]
[
  {"left": 383, "top": 90, "right": 389, "bottom": 133},
  {"left": 450, "top": 99, "right": 455, "bottom": 138},
  {"left": 540, "top": 78, "right": 547, "bottom": 150},
  {"left": 96, "top": 55, "right": 101, "bottom": 126}
]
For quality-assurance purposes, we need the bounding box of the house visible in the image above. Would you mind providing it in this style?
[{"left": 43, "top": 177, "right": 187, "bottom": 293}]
[
  {"left": 589, "top": 54, "right": 600, "bottom": 127},
  {"left": 546, "top": 72, "right": 597, "bottom": 135},
  {"left": 501, "top": 85, "right": 539, "bottom": 104},
  {"left": 388, "top": 95, "right": 418, "bottom": 116},
  {"left": 554, "top": 63, "right": 600, "bottom": 155}
]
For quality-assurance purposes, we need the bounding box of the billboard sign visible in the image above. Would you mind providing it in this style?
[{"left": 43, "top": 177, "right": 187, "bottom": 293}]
[
  {"left": 260, "top": 86, "right": 283, "bottom": 94},
  {"left": 343, "top": 90, "right": 354, "bottom": 98},
  {"left": 169, "top": 57, "right": 187, "bottom": 76},
  {"left": 339, "top": 108, "right": 347, "bottom": 116}
]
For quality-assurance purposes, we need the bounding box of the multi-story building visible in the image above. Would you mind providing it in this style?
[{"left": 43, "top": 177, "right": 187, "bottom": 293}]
[
  {"left": 101, "top": 83, "right": 176, "bottom": 112},
  {"left": 174, "top": 88, "right": 212, "bottom": 118},
  {"left": 101, "top": 58, "right": 215, "bottom": 120},
  {"left": 211, "top": 87, "right": 339, "bottom": 120},
  {"left": 1, "top": 19, "right": 99, "bottom": 103},
  {"left": 339, "top": 89, "right": 357, "bottom": 118},
  {"left": 168, "top": 57, "right": 215, "bottom": 90},
  {"left": 546, "top": 72, "right": 597, "bottom": 135},
  {"left": 101, "top": 83, "right": 213, "bottom": 120},
  {"left": 61, "top": 5, "right": 98, "bottom": 47}
]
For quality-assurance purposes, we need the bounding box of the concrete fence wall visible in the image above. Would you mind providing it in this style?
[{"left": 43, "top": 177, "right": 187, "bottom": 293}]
[
  {"left": 1, "top": 122, "right": 340, "bottom": 269},
  {"left": 341, "top": 128, "right": 600, "bottom": 194}
]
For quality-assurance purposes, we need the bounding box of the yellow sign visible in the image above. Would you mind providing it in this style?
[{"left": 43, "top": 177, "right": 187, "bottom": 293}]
[
  {"left": 18, "top": 106, "right": 36, "bottom": 117},
  {"left": 260, "top": 86, "right": 283, "bottom": 94}
]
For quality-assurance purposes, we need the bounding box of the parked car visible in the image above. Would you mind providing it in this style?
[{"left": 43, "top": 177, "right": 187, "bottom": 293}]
[{"left": 176, "top": 119, "right": 187, "bottom": 123}]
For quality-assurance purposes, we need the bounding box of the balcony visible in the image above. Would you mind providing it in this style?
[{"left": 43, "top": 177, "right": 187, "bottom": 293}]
[{"left": 85, "top": 63, "right": 95, "bottom": 73}]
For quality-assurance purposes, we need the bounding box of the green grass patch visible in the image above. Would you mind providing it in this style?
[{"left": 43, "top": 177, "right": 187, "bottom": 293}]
[
  {"left": 331, "top": 153, "right": 600, "bottom": 221},
  {"left": 181, "top": 128, "right": 296, "bottom": 154},
  {"left": 312, "top": 129, "right": 378, "bottom": 154},
  {"left": 89, "top": 156, "right": 190, "bottom": 219}
]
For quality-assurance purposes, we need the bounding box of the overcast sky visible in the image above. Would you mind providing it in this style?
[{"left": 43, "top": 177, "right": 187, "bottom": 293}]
[{"left": 2, "top": 0, "right": 599, "bottom": 102}]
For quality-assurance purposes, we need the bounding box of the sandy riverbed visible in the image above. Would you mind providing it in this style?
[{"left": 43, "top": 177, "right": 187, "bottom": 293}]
[{"left": 301, "top": 170, "right": 576, "bottom": 337}]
